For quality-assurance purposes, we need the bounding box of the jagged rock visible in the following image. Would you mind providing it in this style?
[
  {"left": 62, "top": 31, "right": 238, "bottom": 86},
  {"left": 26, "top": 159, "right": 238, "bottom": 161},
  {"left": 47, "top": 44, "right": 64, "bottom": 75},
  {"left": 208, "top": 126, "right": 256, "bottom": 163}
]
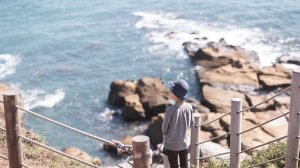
[
  {"left": 123, "top": 94, "right": 145, "bottom": 121},
  {"left": 220, "top": 111, "right": 286, "bottom": 152},
  {"left": 0, "top": 83, "right": 24, "bottom": 123},
  {"left": 258, "top": 64, "right": 291, "bottom": 89},
  {"left": 197, "top": 64, "right": 259, "bottom": 92},
  {"left": 201, "top": 113, "right": 225, "bottom": 132},
  {"left": 182, "top": 42, "right": 204, "bottom": 57},
  {"left": 200, "top": 131, "right": 213, "bottom": 142},
  {"left": 108, "top": 80, "right": 136, "bottom": 107},
  {"left": 200, "top": 142, "right": 230, "bottom": 160},
  {"left": 277, "top": 55, "right": 300, "bottom": 66},
  {"left": 246, "top": 110, "right": 288, "bottom": 138},
  {"left": 136, "top": 77, "right": 170, "bottom": 117},
  {"left": 274, "top": 96, "right": 290, "bottom": 109},
  {"left": 185, "top": 98, "right": 210, "bottom": 113},
  {"left": 145, "top": 113, "right": 164, "bottom": 146},
  {"left": 188, "top": 41, "right": 259, "bottom": 69},
  {"left": 202, "top": 85, "right": 248, "bottom": 113},
  {"left": 211, "top": 129, "right": 229, "bottom": 144},
  {"left": 63, "top": 147, "right": 96, "bottom": 163},
  {"left": 245, "top": 94, "right": 276, "bottom": 112}
]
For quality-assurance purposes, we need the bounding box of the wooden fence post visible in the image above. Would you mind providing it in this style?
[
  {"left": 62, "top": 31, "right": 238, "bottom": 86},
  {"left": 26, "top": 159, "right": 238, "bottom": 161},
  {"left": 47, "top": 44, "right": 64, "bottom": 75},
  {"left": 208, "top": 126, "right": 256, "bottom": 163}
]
[
  {"left": 285, "top": 69, "right": 300, "bottom": 168},
  {"left": 190, "top": 113, "right": 201, "bottom": 168},
  {"left": 132, "top": 135, "right": 151, "bottom": 168},
  {"left": 3, "top": 91, "right": 23, "bottom": 168},
  {"left": 230, "top": 98, "right": 242, "bottom": 168}
]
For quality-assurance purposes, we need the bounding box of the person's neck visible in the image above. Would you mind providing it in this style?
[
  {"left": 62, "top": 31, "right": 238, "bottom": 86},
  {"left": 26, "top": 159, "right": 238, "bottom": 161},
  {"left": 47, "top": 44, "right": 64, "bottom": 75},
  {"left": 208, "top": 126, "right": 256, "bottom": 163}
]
[{"left": 175, "top": 99, "right": 184, "bottom": 106}]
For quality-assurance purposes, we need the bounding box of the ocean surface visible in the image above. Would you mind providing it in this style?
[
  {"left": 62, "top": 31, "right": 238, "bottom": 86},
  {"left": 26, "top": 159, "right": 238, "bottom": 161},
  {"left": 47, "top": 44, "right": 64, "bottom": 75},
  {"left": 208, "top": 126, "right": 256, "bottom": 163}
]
[{"left": 0, "top": 0, "right": 299, "bottom": 165}]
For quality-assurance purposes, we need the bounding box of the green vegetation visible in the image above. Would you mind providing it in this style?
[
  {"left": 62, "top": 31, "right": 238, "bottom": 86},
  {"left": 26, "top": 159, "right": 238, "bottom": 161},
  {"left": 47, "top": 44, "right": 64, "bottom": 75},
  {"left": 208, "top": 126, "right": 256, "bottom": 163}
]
[
  {"left": 241, "top": 142, "right": 286, "bottom": 168},
  {"left": 0, "top": 120, "right": 89, "bottom": 168},
  {"left": 201, "top": 142, "right": 287, "bottom": 168}
]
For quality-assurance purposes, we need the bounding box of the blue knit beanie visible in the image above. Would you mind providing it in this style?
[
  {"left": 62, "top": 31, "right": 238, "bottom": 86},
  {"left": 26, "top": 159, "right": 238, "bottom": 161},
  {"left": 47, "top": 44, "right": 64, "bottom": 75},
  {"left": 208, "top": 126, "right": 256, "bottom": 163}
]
[{"left": 168, "top": 79, "right": 189, "bottom": 100}]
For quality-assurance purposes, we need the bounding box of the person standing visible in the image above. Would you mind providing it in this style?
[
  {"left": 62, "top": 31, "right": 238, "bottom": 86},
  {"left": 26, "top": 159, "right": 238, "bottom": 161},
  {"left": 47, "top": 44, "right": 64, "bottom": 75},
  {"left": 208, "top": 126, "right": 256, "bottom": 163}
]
[{"left": 162, "top": 79, "right": 194, "bottom": 168}]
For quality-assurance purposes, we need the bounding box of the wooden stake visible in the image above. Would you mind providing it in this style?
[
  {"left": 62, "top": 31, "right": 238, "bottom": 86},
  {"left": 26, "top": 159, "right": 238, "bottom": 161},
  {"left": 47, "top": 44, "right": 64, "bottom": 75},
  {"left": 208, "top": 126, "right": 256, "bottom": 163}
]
[
  {"left": 190, "top": 113, "right": 201, "bottom": 167},
  {"left": 132, "top": 135, "right": 150, "bottom": 168},
  {"left": 230, "top": 98, "right": 242, "bottom": 168},
  {"left": 4, "top": 91, "right": 23, "bottom": 168},
  {"left": 285, "top": 70, "right": 300, "bottom": 168}
]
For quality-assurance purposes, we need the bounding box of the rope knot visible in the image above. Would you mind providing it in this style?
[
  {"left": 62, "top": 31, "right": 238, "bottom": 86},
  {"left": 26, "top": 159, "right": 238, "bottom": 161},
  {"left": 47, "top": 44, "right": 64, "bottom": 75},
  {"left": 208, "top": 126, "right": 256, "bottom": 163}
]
[{"left": 112, "top": 140, "right": 133, "bottom": 154}]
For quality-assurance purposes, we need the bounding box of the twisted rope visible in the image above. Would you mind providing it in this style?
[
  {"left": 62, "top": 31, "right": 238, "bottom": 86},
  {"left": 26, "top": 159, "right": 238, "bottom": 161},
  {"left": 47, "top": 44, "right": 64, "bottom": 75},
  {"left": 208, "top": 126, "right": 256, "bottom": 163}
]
[
  {"left": 247, "top": 156, "right": 285, "bottom": 168},
  {"left": 0, "top": 154, "right": 8, "bottom": 160},
  {"left": 197, "top": 111, "right": 231, "bottom": 127},
  {"left": 238, "top": 135, "right": 287, "bottom": 154},
  {"left": 19, "top": 135, "right": 102, "bottom": 168},
  {"left": 150, "top": 144, "right": 164, "bottom": 168},
  {"left": 17, "top": 106, "right": 132, "bottom": 153},
  {"left": 238, "top": 112, "right": 289, "bottom": 135},
  {"left": 196, "top": 132, "right": 230, "bottom": 146},
  {"left": 0, "top": 127, "right": 6, "bottom": 132},
  {"left": 21, "top": 163, "right": 31, "bottom": 168},
  {"left": 239, "top": 86, "right": 291, "bottom": 113},
  {"left": 196, "top": 151, "right": 230, "bottom": 160}
]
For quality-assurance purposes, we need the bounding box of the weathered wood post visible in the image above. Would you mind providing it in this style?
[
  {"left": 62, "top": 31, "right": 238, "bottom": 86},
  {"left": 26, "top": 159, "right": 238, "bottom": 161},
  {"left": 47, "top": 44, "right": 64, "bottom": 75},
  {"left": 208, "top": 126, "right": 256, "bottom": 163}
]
[
  {"left": 230, "top": 98, "right": 242, "bottom": 168},
  {"left": 190, "top": 113, "right": 201, "bottom": 168},
  {"left": 3, "top": 92, "right": 23, "bottom": 168},
  {"left": 132, "top": 135, "right": 151, "bottom": 168},
  {"left": 285, "top": 69, "right": 300, "bottom": 168}
]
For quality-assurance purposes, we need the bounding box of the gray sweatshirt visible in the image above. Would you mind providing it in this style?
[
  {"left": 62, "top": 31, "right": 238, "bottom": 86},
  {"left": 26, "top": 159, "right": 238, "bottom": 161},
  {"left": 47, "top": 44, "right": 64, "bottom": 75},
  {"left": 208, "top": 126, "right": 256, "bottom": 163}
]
[{"left": 162, "top": 102, "right": 194, "bottom": 151}]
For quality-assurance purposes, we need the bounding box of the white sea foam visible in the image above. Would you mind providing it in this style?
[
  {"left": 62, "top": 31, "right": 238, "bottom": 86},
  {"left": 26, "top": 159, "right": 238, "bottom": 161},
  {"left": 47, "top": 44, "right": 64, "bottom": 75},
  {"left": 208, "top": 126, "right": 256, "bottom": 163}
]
[
  {"left": 133, "top": 11, "right": 299, "bottom": 67},
  {"left": 98, "top": 108, "right": 121, "bottom": 121},
  {"left": 23, "top": 89, "right": 65, "bottom": 109},
  {"left": 0, "top": 54, "right": 20, "bottom": 79}
]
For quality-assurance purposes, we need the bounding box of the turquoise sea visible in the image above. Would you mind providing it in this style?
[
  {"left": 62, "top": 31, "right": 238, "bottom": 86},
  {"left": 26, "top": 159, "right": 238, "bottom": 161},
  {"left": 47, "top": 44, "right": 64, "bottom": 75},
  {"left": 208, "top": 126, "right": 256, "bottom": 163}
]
[{"left": 0, "top": 0, "right": 299, "bottom": 165}]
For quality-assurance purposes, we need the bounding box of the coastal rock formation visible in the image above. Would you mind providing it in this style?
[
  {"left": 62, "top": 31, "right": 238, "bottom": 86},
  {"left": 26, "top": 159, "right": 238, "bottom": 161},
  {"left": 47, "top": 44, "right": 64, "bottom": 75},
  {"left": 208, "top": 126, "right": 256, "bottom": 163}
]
[
  {"left": 108, "top": 77, "right": 170, "bottom": 121},
  {"left": 145, "top": 113, "right": 164, "bottom": 146},
  {"left": 200, "top": 142, "right": 230, "bottom": 160},
  {"left": 0, "top": 83, "right": 24, "bottom": 122},
  {"left": 136, "top": 77, "right": 170, "bottom": 117},
  {"left": 108, "top": 80, "right": 136, "bottom": 107},
  {"left": 182, "top": 36, "right": 293, "bottom": 153},
  {"left": 185, "top": 98, "right": 210, "bottom": 113},
  {"left": 197, "top": 64, "right": 259, "bottom": 92},
  {"left": 123, "top": 94, "right": 145, "bottom": 121},
  {"left": 185, "top": 40, "right": 259, "bottom": 69},
  {"left": 258, "top": 64, "right": 291, "bottom": 89},
  {"left": 245, "top": 94, "right": 276, "bottom": 112},
  {"left": 63, "top": 147, "right": 99, "bottom": 164},
  {"left": 202, "top": 85, "right": 248, "bottom": 113},
  {"left": 277, "top": 55, "right": 300, "bottom": 66}
]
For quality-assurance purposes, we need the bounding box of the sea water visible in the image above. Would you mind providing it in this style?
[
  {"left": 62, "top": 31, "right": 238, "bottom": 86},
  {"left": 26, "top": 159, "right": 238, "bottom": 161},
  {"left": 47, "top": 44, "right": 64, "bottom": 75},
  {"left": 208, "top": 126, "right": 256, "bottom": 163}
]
[{"left": 0, "top": 0, "right": 299, "bottom": 165}]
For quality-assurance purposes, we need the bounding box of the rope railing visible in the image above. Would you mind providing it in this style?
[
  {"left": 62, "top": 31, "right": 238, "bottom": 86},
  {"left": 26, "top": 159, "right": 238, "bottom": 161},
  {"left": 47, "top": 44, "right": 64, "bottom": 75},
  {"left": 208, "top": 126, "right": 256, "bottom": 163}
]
[
  {"left": 16, "top": 105, "right": 132, "bottom": 154},
  {"left": 238, "top": 135, "right": 287, "bottom": 154},
  {"left": 0, "top": 126, "right": 6, "bottom": 132},
  {"left": 196, "top": 151, "right": 230, "bottom": 160},
  {"left": 21, "top": 163, "right": 31, "bottom": 168},
  {"left": 238, "top": 86, "right": 291, "bottom": 113},
  {"left": 197, "top": 111, "right": 231, "bottom": 127},
  {"left": 19, "top": 135, "right": 102, "bottom": 168},
  {"left": 196, "top": 132, "right": 230, "bottom": 146},
  {"left": 238, "top": 112, "right": 289, "bottom": 135},
  {"left": 247, "top": 156, "right": 285, "bottom": 168},
  {"left": 0, "top": 153, "right": 8, "bottom": 160},
  {"left": 150, "top": 146, "right": 163, "bottom": 168}
]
